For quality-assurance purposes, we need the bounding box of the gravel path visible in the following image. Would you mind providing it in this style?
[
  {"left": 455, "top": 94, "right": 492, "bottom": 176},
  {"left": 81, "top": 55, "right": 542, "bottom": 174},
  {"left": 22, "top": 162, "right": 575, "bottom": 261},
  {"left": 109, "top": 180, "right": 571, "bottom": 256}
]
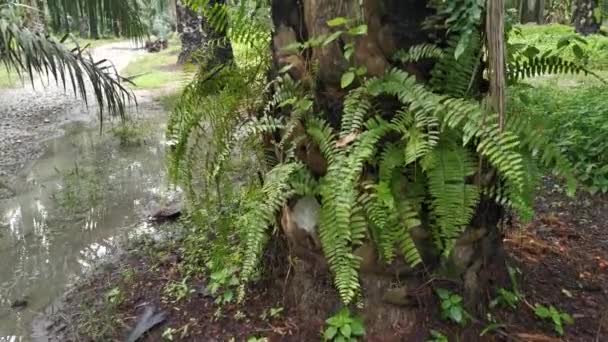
[{"left": 0, "top": 41, "right": 147, "bottom": 199}]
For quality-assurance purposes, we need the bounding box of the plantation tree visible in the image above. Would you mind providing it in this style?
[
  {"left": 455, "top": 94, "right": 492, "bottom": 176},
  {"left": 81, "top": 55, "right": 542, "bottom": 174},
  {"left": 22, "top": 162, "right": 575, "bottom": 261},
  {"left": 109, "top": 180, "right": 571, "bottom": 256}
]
[
  {"left": 176, "top": 0, "right": 233, "bottom": 65},
  {"left": 519, "top": 0, "right": 545, "bottom": 23},
  {"left": 169, "top": 0, "right": 580, "bottom": 334},
  {"left": 268, "top": 0, "right": 511, "bottom": 312},
  {"left": 573, "top": 0, "right": 601, "bottom": 34}
]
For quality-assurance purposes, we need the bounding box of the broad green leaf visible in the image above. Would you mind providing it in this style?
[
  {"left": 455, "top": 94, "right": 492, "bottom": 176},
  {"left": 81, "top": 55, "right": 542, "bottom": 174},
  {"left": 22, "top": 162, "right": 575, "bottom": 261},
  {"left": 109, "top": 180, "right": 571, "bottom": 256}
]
[
  {"left": 324, "top": 31, "right": 343, "bottom": 46},
  {"left": 341, "top": 71, "right": 355, "bottom": 89},
  {"left": 351, "top": 319, "right": 365, "bottom": 336},
  {"left": 450, "top": 306, "right": 462, "bottom": 323},
  {"left": 324, "top": 326, "right": 338, "bottom": 340},
  {"left": 340, "top": 324, "right": 352, "bottom": 338},
  {"left": 534, "top": 305, "right": 550, "bottom": 318},
  {"left": 572, "top": 44, "right": 585, "bottom": 60},
  {"left": 348, "top": 24, "right": 368, "bottom": 36},
  {"left": 449, "top": 306, "right": 463, "bottom": 323},
  {"left": 327, "top": 17, "right": 351, "bottom": 27}
]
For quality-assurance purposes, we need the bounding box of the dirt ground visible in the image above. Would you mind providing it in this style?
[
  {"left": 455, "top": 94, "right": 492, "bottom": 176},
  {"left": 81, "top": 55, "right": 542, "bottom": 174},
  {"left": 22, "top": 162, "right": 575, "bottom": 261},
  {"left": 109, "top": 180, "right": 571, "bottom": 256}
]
[{"left": 45, "top": 178, "right": 608, "bottom": 342}]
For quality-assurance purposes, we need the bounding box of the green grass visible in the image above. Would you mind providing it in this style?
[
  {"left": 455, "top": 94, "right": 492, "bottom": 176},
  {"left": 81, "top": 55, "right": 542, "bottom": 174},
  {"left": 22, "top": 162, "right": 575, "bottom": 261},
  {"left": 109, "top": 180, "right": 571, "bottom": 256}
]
[
  {"left": 509, "top": 24, "right": 608, "bottom": 194},
  {"left": 511, "top": 24, "right": 608, "bottom": 70},
  {"left": 0, "top": 66, "right": 21, "bottom": 89},
  {"left": 122, "top": 37, "right": 193, "bottom": 90}
]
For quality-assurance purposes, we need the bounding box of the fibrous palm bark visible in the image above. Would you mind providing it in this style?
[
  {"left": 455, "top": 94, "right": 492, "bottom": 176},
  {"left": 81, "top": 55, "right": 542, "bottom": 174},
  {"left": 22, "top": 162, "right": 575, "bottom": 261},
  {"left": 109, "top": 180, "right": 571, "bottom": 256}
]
[
  {"left": 573, "top": 0, "right": 601, "bottom": 35},
  {"left": 270, "top": 0, "right": 508, "bottom": 323},
  {"left": 176, "top": 0, "right": 232, "bottom": 65}
]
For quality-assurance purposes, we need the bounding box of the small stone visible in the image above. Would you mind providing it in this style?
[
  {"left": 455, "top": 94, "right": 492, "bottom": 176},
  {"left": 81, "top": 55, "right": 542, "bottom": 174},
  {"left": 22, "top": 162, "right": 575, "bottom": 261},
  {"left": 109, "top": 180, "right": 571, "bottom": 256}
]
[
  {"left": 11, "top": 299, "right": 28, "bottom": 310},
  {"left": 44, "top": 119, "right": 50, "bottom": 123}
]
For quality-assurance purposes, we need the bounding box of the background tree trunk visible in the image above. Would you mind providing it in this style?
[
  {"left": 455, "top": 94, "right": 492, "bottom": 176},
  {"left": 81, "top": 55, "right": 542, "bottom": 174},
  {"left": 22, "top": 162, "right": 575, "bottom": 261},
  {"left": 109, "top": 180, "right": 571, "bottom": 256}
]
[
  {"left": 177, "top": 0, "right": 232, "bottom": 66},
  {"left": 520, "top": 0, "right": 545, "bottom": 23},
  {"left": 176, "top": 0, "right": 204, "bottom": 64},
  {"left": 573, "top": 0, "right": 601, "bottom": 35},
  {"left": 271, "top": 0, "right": 508, "bottom": 322}
]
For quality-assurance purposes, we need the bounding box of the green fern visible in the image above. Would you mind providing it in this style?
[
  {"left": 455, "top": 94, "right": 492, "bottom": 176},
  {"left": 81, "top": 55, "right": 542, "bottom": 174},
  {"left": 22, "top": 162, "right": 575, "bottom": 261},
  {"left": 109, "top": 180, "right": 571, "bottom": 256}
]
[
  {"left": 427, "top": 146, "right": 480, "bottom": 255},
  {"left": 238, "top": 162, "right": 301, "bottom": 300},
  {"left": 430, "top": 33, "right": 481, "bottom": 97},
  {"left": 393, "top": 44, "right": 444, "bottom": 64},
  {"left": 508, "top": 55, "right": 593, "bottom": 83}
]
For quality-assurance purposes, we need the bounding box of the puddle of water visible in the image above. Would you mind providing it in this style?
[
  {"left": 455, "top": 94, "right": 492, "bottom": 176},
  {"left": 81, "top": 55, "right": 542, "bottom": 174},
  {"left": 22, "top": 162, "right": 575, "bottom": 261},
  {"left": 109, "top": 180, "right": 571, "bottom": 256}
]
[{"left": 0, "top": 115, "right": 175, "bottom": 338}]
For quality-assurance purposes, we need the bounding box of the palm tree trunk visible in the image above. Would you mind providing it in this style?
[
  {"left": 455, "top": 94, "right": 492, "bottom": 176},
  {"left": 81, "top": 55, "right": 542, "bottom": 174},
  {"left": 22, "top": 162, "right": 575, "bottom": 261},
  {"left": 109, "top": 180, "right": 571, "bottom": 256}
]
[
  {"left": 520, "top": 0, "right": 545, "bottom": 23},
  {"left": 573, "top": 0, "right": 601, "bottom": 35},
  {"left": 176, "top": 0, "right": 204, "bottom": 63},
  {"left": 270, "top": 0, "right": 508, "bottom": 321},
  {"left": 176, "top": 0, "right": 232, "bottom": 66}
]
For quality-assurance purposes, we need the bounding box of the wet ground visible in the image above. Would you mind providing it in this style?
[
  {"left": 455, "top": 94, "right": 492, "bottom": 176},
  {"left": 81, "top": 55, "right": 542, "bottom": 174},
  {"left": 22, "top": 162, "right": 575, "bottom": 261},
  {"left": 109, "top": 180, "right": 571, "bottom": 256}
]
[
  {"left": 0, "top": 42, "right": 146, "bottom": 199},
  {"left": 43, "top": 179, "right": 608, "bottom": 342},
  {"left": 0, "top": 42, "right": 178, "bottom": 340}
]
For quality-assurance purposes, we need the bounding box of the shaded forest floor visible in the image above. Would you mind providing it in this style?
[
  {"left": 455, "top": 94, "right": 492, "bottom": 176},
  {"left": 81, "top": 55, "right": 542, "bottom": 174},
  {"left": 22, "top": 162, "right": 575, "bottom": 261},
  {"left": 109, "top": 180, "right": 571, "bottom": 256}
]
[{"left": 45, "top": 178, "right": 608, "bottom": 342}]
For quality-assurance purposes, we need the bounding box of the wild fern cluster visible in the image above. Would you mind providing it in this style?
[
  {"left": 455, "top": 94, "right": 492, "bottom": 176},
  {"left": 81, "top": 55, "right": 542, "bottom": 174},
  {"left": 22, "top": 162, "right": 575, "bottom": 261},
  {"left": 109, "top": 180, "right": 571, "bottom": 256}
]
[{"left": 168, "top": 3, "right": 585, "bottom": 306}]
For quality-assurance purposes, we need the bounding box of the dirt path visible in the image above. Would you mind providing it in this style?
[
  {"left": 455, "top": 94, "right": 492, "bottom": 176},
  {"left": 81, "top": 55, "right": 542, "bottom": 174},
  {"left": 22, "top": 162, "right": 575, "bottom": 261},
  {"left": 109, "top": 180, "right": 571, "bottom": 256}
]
[{"left": 0, "top": 41, "right": 147, "bottom": 199}]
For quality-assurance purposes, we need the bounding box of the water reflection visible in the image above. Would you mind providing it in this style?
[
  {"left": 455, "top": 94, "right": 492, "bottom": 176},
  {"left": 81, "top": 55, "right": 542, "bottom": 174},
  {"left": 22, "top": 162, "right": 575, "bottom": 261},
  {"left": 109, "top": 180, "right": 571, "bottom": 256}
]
[{"left": 0, "top": 117, "right": 172, "bottom": 338}]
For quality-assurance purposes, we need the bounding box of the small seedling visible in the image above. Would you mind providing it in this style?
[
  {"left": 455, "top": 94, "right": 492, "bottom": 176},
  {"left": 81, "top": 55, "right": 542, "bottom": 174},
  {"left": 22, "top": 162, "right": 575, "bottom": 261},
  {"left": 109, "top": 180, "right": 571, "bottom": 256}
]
[
  {"left": 207, "top": 267, "right": 239, "bottom": 305},
  {"left": 436, "top": 288, "right": 469, "bottom": 325},
  {"left": 534, "top": 304, "right": 574, "bottom": 335},
  {"left": 162, "top": 327, "right": 177, "bottom": 341},
  {"left": 323, "top": 308, "right": 365, "bottom": 341},
  {"left": 490, "top": 288, "right": 520, "bottom": 309},
  {"left": 247, "top": 337, "right": 268, "bottom": 342},
  {"left": 260, "top": 306, "right": 284, "bottom": 321},
  {"left": 426, "top": 329, "right": 448, "bottom": 342},
  {"left": 105, "top": 287, "right": 124, "bottom": 306},
  {"left": 164, "top": 277, "right": 195, "bottom": 302},
  {"left": 234, "top": 310, "right": 246, "bottom": 320}
]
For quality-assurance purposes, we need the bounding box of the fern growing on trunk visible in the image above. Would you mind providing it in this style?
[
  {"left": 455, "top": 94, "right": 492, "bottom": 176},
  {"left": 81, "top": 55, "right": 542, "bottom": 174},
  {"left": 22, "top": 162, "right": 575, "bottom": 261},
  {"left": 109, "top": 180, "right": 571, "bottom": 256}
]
[{"left": 168, "top": 0, "right": 584, "bottom": 307}]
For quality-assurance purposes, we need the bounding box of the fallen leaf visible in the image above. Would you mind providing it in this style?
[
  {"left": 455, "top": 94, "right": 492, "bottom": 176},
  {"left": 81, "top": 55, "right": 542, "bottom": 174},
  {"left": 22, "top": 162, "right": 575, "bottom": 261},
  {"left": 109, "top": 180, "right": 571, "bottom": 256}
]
[
  {"left": 515, "top": 333, "right": 561, "bottom": 342},
  {"left": 336, "top": 132, "right": 359, "bottom": 148}
]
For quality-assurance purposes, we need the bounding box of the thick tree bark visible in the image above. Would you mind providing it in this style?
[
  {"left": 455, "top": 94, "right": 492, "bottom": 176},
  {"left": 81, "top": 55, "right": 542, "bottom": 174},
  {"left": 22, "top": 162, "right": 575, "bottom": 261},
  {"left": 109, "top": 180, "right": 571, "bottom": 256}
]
[
  {"left": 271, "top": 0, "right": 508, "bottom": 322},
  {"left": 573, "top": 0, "right": 601, "bottom": 35},
  {"left": 176, "top": 0, "right": 204, "bottom": 64},
  {"left": 176, "top": 0, "right": 233, "bottom": 66}
]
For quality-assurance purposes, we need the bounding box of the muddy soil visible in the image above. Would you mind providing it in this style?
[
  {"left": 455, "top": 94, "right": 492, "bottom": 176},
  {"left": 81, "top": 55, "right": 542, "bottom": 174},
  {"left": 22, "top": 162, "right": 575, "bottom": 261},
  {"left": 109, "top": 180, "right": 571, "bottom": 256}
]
[{"left": 44, "top": 178, "right": 608, "bottom": 341}]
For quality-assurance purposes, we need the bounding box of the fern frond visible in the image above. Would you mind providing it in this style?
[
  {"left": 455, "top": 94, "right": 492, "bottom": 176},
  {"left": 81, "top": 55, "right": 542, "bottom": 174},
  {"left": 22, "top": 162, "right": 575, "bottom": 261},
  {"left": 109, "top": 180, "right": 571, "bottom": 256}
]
[
  {"left": 238, "top": 162, "right": 301, "bottom": 300},
  {"left": 360, "top": 182, "right": 423, "bottom": 266},
  {"left": 341, "top": 87, "right": 372, "bottom": 138},
  {"left": 393, "top": 44, "right": 444, "bottom": 63},
  {"left": 427, "top": 146, "right": 480, "bottom": 256},
  {"left": 430, "top": 32, "right": 481, "bottom": 98},
  {"left": 507, "top": 56, "right": 594, "bottom": 83}
]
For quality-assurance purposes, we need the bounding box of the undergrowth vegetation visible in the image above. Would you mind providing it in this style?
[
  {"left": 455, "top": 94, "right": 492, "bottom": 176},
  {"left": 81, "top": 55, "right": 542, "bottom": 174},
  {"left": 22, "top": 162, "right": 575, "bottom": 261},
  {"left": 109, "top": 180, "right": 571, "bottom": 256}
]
[
  {"left": 509, "top": 24, "right": 608, "bottom": 193},
  {"left": 159, "top": 1, "right": 608, "bottom": 340},
  {"left": 167, "top": 0, "right": 587, "bottom": 308},
  {"left": 510, "top": 24, "right": 608, "bottom": 70}
]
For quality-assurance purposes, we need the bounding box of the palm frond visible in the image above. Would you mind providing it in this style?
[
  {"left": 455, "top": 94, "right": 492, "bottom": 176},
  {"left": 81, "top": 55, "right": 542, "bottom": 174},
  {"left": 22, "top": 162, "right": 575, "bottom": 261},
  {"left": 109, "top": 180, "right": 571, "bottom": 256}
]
[{"left": 0, "top": 20, "right": 134, "bottom": 119}]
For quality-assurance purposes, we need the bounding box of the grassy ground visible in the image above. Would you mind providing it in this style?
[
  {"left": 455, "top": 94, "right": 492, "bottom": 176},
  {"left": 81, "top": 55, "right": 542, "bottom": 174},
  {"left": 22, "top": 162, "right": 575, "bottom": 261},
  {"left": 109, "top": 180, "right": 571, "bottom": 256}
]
[
  {"left": 511, "top": 24, "right": 608, "bottom": 72},
  {"left": 508, "top": 24, "right": 608, "bottom": 194},
  {"left": 122, "top": 37, "right": 194, "bottom": 90},
  {"left": 0, "top": 66, "right": 20, "bottom": 89}
]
